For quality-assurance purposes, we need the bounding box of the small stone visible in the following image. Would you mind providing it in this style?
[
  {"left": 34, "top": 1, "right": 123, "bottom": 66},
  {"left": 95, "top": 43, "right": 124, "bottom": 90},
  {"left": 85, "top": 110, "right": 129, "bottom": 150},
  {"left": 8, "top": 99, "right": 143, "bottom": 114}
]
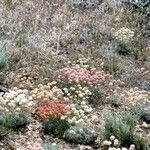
[
  {"left": 130, "top": 144, "right": 135, "bottom": 149},
  {"left": 108, "top": 148, "right": 116, "bottom": 150},
  {"left": 142, "top": 112, "right": 150, "bottom": 123},
  {"left": 80, "top": 145, "right": 92, "bottom": 150},
  {"left": 91, "top": 115, "right": 99, "bottom": 123},
  {"left": 140, "top": 122, "right": 150, "bottom": 129},
  {"left": 102, "top": 140, "right": 112, "bottom": 146},
  {"left": 114, "top": 139, "right": 119, "bottom": 146},
  {"left": 110, "top": 135, "right": 115, "bottom": 141}
]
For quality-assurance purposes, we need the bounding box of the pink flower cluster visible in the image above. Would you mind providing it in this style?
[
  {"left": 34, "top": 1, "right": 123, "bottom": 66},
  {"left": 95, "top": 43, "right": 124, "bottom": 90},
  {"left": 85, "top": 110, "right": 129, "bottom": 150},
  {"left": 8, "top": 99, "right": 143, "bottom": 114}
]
[
  {"left": 26, "top": 138, "right": 44, "bottom": 150},
  {"left": 55, "top": 67, "right": 106, "bottom": 85}
]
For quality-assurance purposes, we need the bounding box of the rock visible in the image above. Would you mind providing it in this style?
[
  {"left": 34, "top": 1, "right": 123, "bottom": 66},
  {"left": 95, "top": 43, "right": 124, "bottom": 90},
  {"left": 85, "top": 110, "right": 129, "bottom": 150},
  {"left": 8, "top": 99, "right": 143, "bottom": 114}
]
[
  {"left": 140, "top": 122, "right": 150, "bottom": 129},
  {"left": 80, "top": 145, "right": 93, "bottom": 150},
  {"left": 135, "top": 125, "right": 144, "bottom": 132},
  {"left": 142, "top": 102, "right": 150, "bottom": 123},
  {"left": 101, "top": 140, "right": 112, "bottom": 146},
  {"left": 91, "top": 115, "right": 99, "bottom": 124},
  {"left": 142, "top": 112, "right": 150, "bottom": 123}
]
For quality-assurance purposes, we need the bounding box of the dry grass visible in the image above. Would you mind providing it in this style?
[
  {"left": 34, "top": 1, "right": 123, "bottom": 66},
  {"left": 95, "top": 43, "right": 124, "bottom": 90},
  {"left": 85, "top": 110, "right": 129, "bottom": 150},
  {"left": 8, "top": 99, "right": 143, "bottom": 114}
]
[{"left": 0, "top": 0, "right": 149, "bottom": 87}]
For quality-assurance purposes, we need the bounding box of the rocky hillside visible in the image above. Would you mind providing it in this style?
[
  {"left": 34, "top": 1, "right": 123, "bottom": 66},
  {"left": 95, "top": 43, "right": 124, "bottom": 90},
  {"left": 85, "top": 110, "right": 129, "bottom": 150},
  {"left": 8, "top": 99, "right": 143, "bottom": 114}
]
[{"left": 0, "top": 0, "right": 150, "bottom": 150}]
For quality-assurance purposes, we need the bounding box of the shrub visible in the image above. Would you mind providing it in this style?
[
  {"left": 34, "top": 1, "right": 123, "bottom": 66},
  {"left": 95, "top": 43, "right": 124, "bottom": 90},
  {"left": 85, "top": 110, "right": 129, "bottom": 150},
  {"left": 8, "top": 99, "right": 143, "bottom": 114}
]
[
  {"left": 130, "top": 105, "right": 143, "bottom": 121},
  {"left": 9, "top": 113, "right": 29, "bottom": 129},
  {"left": 43, "top": 117, "right": 70, "bottom": 137},
  {"left": 112, "top": 40, "right": 139, "bottom": 59},
  {"left": 0, "top": 125, "right": 8, "bottom": 139},
  {"left": 34, "top": 65, "right": 53, "bottom": 84},
  {"left": 0, "top": 113, "right": 28, "bottom": 129},
  {"left": 67, "top": 0, "right": 103, "bottom": 10},
  {"left": 104, "top": 111, "right": 142, "bottom": 148},
  {"left": 35, "top": 101, "right": 70, "bottom": 121},
  {"left": 0, "top": 43, "right": 7, "bottom": 70},
  {"left": 4, "top": 0, "right": 13, "bottom": 9},
  {"left": 88, "top": 87, "right": 104, "bottom": 105},
  {"left": 127, "top": 0, "right": 150, "bottom": 15},
  {"left": 121, "top": 111, "right": 139, "bottom": 129},
  {"left": 133, "top": 135, "right": 150, "bottom": 150},
  {"left": 103, "top": 60, "right": 119, "bottom": 75},
  {"left": 63, "top": 126, "right": 97, "bottom": 144},
  {"left": 104, "top": 110, "right": 150, "bottom": 149}
]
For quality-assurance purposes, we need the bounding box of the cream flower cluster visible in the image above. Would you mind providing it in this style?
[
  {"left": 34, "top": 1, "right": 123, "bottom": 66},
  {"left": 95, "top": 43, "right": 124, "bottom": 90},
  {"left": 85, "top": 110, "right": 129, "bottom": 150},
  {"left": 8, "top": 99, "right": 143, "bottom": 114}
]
[
  {"left": 114, "top": 27, "right": 134, "bottom": 42},
  {"left": 63, "top": 84, "right": 92, "bottom": 101},
  {"left": 31, "top": 82, "right": 69, "bottom": 102},
  {"left": 112, "top": 87, "right": 150, "bottom": 106},
  {"left": 13, "top": 73, "right": 33, "bottom": 88},
  {"left": 0, "top": 87, "right": 34, "bottom": 114},
  {"left": 103, "top": 136, "right": 135, "bottom": 150},
  {"left": 68, "top": 57, "right": 91, "bottom": 69},
  {"left": 66, "top": 101, "right": 93, "bottom": 125}
]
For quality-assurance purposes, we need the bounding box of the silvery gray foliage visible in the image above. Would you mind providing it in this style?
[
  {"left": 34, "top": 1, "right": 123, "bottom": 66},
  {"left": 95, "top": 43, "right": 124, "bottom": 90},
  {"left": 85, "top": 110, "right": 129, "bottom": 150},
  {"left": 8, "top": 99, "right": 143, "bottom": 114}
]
[
  {"left": 63, "top": 126, "right": 97, "bottom": 144},
  {"left": 67, "top": 0, "right": 103, "bottom": 10},
  {"left": 43, "top": 143, "right": 59, "bottom": 150}
]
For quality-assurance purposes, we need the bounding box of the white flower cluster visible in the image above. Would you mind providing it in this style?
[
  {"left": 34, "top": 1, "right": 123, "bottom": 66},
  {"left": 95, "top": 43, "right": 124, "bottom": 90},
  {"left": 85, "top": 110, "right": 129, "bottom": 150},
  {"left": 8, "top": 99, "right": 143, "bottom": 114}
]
[
  {"left": 67, "top": 101, "right": 93, "bottom": 125},
  {"left": 63, "top": 84, "right": 92, "bottom": 101},
  {"left": 68, "top": 57, "right": 91, "bottom": 69},
  {"left": 0, "top": 87, "right": 34, "bottom": 114},
  {"left": 108, "top": 145, "right": 135, "bottom": 150},
  {"left": 103, "top": 136, "right": 135, "bottom": 150},
  {"left": 114, "top": 27, "right": 134, "bottom": 42},
  {"left": 113, "top": 87, "right": 150, "bottom": 106}
]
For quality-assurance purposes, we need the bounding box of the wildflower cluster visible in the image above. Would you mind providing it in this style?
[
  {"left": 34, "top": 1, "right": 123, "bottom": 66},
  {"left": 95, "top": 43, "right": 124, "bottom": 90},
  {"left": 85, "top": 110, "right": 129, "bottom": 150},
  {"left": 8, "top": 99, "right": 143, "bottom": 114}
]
[
  {"left": 13, "top": 73, "right": 33, "bottom": 88},
  {"left": 102, "top": 135, "right": 135, "bottom": 150},
  {"left": 67, "top": 101, "right": 93, "bottom": 125},
  {"left": 63, "top": 84, "right": 92, "bottom": 101},
  {"left": 114, "top": 27, "right": 134, "bottom": 42},
  {"left": 68, "top": 57, "right": 91, "bottom": 69},
  {"left": 35, "top": 101, "right": 70, "bottom": 121},
  {"left": 112, "top": 87, "right": 150, "bottom": 106},
  {"left": 0, "top": 87, "right": 34, "bottom": 114},
  {"left": 55, "top": 57, "right": 107, "bottom": 105},
  {"left": 26, "top": 138, "right": 44, "bottom": 150},
  {"left": 55, "top": 67, "right": 106, "bottom": 86},
  {"left": 31, "top": 82, "right": 69, "bottom": 102}
]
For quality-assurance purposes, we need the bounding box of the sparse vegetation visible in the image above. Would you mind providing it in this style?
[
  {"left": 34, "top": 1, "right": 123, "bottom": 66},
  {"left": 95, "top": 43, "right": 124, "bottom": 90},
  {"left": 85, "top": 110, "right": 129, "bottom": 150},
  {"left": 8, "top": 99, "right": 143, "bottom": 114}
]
[
  {"left": 63, "top": 126, "right": 97, "bottom": 144},
  {"left": 112, "top": 39, "right": 140, "bottom": 58},
  {"left": 0, "top": 0, "right": 149, "bottom": 149},
  {"left": 103, "top": 111, "right": 149, "bottom": 149},
  {"left": 0, "top": 43, "right": 7, "bottom": 70},
  {"left": 43, "top": 118, "right": 70, "bottom": 137}
]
